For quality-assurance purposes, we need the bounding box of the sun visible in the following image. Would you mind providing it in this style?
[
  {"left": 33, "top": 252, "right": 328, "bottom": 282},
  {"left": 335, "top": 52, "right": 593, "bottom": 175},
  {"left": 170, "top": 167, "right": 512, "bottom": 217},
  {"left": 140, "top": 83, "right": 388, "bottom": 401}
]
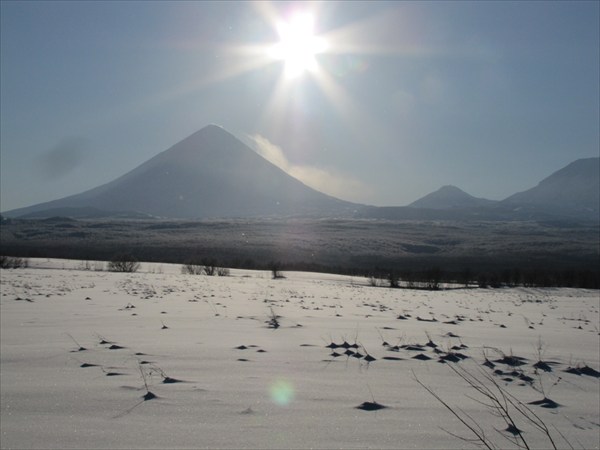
[{"left": 268, "top": 13, "right": 327, "bottom": 78}]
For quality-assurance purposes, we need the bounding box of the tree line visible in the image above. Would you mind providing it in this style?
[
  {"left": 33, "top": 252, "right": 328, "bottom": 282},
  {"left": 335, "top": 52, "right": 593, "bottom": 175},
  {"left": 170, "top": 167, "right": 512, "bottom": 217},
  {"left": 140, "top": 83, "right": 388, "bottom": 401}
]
[{"left": 2, "top": 251, "right": 598, "bottom": 289}]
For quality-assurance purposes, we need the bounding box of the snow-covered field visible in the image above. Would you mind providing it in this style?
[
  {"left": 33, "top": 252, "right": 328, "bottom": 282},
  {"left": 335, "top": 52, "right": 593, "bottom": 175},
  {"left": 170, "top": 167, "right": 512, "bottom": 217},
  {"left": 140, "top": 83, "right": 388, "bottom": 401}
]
[{"left": 1, "top": 259, "right": 598, "bottom": 449}]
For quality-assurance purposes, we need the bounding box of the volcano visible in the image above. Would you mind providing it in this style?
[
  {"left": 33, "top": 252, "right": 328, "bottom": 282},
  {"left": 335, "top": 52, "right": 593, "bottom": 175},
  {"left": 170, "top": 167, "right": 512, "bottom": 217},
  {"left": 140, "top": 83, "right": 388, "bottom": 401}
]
[{"left": 4, "top": 125, "right": 359, "bottom": 219}]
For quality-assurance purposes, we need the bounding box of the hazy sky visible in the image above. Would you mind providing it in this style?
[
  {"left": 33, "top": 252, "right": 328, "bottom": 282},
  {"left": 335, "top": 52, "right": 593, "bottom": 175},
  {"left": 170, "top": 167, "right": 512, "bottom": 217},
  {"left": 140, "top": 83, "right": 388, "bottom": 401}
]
[{"left": 1, "top": 1, "right": 598, "bottom": 211}]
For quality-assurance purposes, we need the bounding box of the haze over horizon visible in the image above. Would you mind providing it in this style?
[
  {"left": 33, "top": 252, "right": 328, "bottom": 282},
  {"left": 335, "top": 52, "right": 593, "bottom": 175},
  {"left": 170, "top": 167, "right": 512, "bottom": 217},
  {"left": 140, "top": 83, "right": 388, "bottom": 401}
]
[{"left": 1, "top": 1, "right": 598, "bottom": 212}]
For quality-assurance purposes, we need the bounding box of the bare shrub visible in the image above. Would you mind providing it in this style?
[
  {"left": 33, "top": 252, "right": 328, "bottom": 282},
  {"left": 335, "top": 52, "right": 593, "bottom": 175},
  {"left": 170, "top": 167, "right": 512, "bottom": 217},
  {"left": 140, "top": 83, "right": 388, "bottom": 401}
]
[
  {"left": 0, "top": 255, "right": 28, "bottom": 269},
  {"left": 415, "top": 363, "right": 569, "bottom": 449},
  {"left": 182, "top": 258, "right": 228, "bottom": 276},
  {"left": 203, "top": 266, "right": 216, "bottom": 276},
  {"left": 182, "top": 261, "right": 204, "bottom": 275},
  {"left": 202, "top": 258, "right": 217, "bottom": 276},
  {"left": 107, "top": 253, "right": 140, "bottom": 273},
  {"left": 387, "top": 271, "right": 400, "bottom": 288},
  {"left": 270, "top": 261, "right": 284, "bottom": 279},
  {"left": 267, "top": 307, "right": 280, "bottom": 329}
]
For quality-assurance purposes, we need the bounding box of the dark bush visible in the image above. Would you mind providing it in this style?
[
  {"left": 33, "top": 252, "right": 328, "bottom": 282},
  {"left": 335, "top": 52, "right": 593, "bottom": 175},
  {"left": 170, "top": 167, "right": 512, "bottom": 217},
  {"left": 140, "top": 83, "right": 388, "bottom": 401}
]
[
  {"left": 202, "top": 258, "right": 218, "bottom": 276},
  {"left": 216, "top": 267, "right": 230, "bottom": 276},
  {"left": 0, "top": 255, "right": 28, "bottom": 269},
  {"left": 270, "top": 261, "right": 284, "bottom": 279},
  {"left": 387, "top": 271, "right": 400, "bottom": 288},
  {"left": 107, "top": 253, "right": 140, "bottom": 272},
  {"left": 182, "top": 260, "right": 204, "bottom": 275}
]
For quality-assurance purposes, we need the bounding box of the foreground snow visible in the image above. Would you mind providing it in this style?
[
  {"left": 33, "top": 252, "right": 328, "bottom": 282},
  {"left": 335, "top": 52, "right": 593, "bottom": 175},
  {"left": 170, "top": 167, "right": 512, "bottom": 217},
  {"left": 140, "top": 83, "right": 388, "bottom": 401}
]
[{"left": 1, "top": 259, "right": 599, "bottom": 449}]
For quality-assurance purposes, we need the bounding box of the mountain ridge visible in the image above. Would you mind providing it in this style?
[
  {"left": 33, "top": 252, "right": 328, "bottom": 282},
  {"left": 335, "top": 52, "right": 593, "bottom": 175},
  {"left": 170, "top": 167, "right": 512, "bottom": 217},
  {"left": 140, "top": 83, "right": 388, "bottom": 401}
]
[{"left": 2, "top": 125, "right": 598, "bottom": 222}]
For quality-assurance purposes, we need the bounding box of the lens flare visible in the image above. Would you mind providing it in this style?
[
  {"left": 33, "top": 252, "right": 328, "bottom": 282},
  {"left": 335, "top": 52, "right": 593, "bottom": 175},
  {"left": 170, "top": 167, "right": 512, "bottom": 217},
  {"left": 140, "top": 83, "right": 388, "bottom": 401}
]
[{"left": 270, "top": 379, "right": 295, "bottom": 406}]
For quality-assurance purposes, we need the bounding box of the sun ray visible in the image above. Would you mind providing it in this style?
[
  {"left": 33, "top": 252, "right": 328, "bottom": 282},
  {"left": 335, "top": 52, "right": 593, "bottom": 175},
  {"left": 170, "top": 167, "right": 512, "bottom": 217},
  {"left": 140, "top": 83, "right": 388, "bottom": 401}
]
[
  {"left": 259, "top": 69, "right": 296, "bottom": 134},
  {"left": 309, "top": 64, "right": 389, "bottom": 143}
]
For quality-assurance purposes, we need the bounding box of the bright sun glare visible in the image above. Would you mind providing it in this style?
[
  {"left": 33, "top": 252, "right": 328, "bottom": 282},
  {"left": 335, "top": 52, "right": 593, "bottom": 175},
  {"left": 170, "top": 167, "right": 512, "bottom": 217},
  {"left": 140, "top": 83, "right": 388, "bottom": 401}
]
[{"left": 268, "top": 13, "right": 327, "bottom": 78}]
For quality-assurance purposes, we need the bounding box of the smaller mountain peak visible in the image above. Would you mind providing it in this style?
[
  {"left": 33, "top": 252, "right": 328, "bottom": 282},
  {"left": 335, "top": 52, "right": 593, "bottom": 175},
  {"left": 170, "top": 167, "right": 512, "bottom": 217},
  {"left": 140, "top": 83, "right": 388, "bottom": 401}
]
[
  {"left": 409, "top": 185, "right": 495, "bottom": 210},
  {"left": 437, "top": 185, "right": 467, "bottom": 194}
]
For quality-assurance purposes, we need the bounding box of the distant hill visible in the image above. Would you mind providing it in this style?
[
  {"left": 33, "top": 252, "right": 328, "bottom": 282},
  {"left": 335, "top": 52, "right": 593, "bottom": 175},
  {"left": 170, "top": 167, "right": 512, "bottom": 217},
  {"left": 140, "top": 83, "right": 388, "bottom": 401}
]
[
  {"left": 3, "top": 125, "right": 359, "bottom": 219},
  {"left": 408, "top": 185, "right": 497, "bottom": 210},
  {"left": 358, "top": 158, "right": 599, "bottom": 222},
  {"left": 501, "top": 157, "right": 599, "bottom": 217}
]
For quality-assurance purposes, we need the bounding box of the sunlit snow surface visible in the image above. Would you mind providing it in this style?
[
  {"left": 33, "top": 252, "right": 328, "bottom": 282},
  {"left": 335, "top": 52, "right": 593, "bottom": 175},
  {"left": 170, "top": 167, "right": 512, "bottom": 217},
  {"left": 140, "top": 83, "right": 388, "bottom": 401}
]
[{"left": 1, "top": 259, "right": 598, "bottom": 449}]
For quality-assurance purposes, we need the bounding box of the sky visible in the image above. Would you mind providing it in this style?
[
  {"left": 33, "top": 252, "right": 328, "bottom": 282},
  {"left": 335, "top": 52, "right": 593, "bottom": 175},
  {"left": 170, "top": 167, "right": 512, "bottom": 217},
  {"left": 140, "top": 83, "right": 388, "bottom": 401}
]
[{"left": 1, "top": 0, "right": 599, "bottom": 211}]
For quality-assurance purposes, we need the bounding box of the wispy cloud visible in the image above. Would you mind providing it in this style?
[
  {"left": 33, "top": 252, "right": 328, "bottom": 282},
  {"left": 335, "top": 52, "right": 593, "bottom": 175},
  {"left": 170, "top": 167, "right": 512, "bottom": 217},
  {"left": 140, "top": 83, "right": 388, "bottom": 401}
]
[{"left": 247, "top": 134, "right": 371, "bottom": 203}]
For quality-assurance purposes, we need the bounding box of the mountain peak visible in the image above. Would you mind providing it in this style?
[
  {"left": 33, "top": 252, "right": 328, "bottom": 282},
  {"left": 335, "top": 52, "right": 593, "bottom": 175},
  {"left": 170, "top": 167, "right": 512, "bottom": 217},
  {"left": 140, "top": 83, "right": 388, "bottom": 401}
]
[
  {"left": 174, "top": 124, "right": 237, "bottom": 151},
  {"left": 409, "top": 185, "right": 496, "bottom": 210},
  {"left": 3, "top": 125, "right": 358, "bottom": 219},
  {"left": 196, "top": 123, "right": 230, "bottom": 137},
  {"left": 437, "top": 185, "right": 468, "bottom": 194}
]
